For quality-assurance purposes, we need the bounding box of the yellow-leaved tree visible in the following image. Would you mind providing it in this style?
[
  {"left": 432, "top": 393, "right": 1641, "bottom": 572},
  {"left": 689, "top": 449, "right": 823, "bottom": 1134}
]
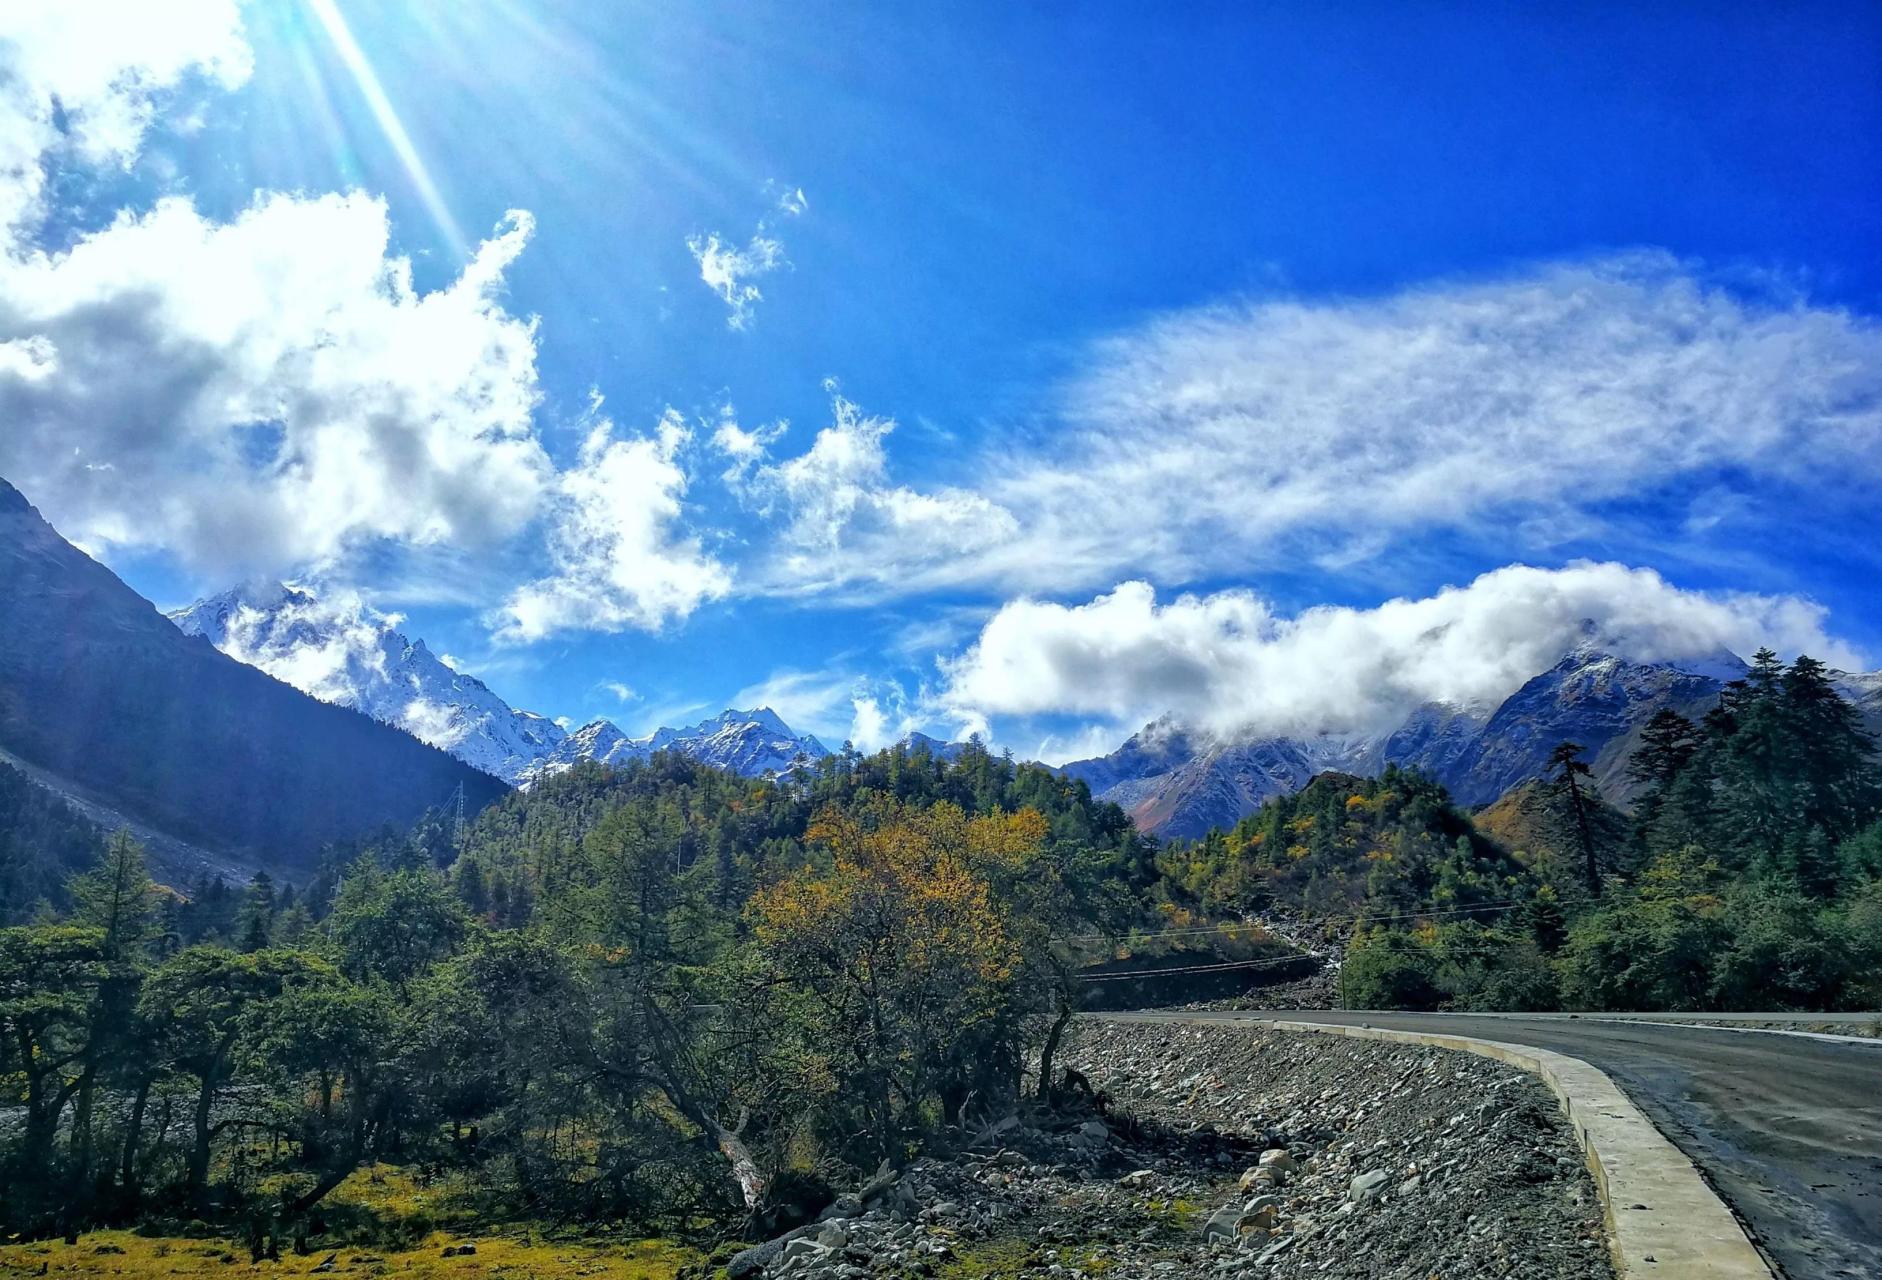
[{"left": 751, "top": 799, "right": 1031, "bottom": 1160}]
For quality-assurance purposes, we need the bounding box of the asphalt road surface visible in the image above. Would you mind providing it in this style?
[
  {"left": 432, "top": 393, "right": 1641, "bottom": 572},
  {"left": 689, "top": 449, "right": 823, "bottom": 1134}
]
[{"left": 1123, "top": 1010, "right": 1882, "bottom": 1280}]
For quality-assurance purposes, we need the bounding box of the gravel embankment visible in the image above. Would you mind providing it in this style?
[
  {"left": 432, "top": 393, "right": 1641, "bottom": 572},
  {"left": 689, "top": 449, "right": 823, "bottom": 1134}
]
[{"left": 733, "top": 1019, "right": 1614, "bottom": 1280}]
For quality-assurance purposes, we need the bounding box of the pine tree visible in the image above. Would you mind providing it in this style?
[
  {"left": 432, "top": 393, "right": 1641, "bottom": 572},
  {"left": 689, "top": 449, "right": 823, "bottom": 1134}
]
[
  {"left": 68, "top": 829, "right": 156, "bottom": 962},
  {"left": 454, "top": 856, "right": 490, "bottom": 919},
  {"left": 1548, "top": 742, "right": 1600, "bottom": 893},
  {"left": 1629, "top": 709, "right": 1698, "bottom": 801},
  {"left": 65, "top": 830, "right": 157, "bottom": 1185},
  {"left": 1782, "top": 655, "right": 1881, "bottom": 842},
  {"left": 236, "top": 872, "right": 276, "bottom": 953}
]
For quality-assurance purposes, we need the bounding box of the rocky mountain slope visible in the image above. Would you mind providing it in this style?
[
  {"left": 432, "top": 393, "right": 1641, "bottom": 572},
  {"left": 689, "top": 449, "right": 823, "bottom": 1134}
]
[
  {"left": 0, "top": 478, "right": 508, "bottom": 877},
  {"left": 1065, "top": 644, "right": 1774, "bottom": 838},
  {"left": 170, "top": 585, "right": 568, "bottom": 784}
]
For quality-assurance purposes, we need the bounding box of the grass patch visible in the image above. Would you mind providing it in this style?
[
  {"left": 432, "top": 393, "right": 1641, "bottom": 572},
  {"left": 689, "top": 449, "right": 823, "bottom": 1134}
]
[
  {"left": 1143, "top": 1196, "right": 1200, "bottom": 1228},
  {"left": 0, "top": 1230, "right": 701, "bottom": 1279}
]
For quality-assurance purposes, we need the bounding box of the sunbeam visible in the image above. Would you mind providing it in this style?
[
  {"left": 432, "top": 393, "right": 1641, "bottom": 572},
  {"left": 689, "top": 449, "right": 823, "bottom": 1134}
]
[{"left": 304, "top": 0, "right": 466, "bottom": 257}]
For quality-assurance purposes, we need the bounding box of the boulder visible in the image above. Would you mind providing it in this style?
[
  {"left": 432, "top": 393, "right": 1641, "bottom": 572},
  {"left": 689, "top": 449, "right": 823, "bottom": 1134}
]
[
  {"left": 1349, "top": 1169, "right": 1390, "bottom": 1205},
  {"left": 1202, "top": 1205, "right": 1244, "bottom": 1241}
]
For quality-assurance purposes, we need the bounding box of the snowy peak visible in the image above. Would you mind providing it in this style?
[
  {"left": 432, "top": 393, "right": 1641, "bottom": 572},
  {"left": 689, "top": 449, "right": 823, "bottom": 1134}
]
[
  {"left": 517, "top": 708, "right": 830, "bottom": 787},
  {"left": 169, "top": 583, "right": 565, "bottom": 784}
]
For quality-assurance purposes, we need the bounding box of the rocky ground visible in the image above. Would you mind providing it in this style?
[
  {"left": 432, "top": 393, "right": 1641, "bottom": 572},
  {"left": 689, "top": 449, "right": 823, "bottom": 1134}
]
[{"left": 726, "top": 1020, "right": 1614, "bottom": 1280}]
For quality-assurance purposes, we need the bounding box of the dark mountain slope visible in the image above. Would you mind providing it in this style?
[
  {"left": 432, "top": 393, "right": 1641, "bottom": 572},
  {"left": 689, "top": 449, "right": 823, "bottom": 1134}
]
[{"left": 0, "top": 478, "right": 507, "bottom": 879}]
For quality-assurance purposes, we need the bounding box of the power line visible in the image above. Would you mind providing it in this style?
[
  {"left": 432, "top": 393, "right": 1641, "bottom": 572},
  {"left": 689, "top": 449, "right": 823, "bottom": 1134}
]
[
  {"left": 1078, "top": 954, "right": 1313, "bottom": 983},
  {"left": 1061, "top": 894, "right": 1595, "bottom": 945}
]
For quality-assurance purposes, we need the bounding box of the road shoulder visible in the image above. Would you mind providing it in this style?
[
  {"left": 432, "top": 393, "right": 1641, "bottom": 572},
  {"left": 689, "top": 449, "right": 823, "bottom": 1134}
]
[{"left": 1243, "top": 1016, "right": 1770, "bottom": 1280}]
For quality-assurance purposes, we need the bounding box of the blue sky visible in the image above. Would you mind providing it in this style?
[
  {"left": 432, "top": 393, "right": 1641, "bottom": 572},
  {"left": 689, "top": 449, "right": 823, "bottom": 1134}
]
[{"left": 2, "top": 1, "right": 1879, "bottom": 760}]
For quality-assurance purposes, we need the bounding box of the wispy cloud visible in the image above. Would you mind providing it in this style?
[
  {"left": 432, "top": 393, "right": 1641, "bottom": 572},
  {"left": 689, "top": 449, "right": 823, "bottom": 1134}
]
[
  {"left": 686, "top": 183, "right": 808, "bottom": 330},
  {"left": 730, "top": 256, "right": 1882, "bottom": 602},
  {"left": 0, "top": 0, "right": 250, "bottom": 242},
  {"left": 686, "top": 229, "right": 785, "bottom": 330},
  {"left": 713, "top": 384, "right": 1016, "bottom": 595}
]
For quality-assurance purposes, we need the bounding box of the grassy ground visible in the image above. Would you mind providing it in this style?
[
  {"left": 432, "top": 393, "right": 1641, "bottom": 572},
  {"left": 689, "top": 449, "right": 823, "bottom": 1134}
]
[
  {"left": 0, "top": 1232, "right": 697, "bottom": 1279},
  {"left": 0, "top": 1165, "right": 706, "bottom": 1280}
]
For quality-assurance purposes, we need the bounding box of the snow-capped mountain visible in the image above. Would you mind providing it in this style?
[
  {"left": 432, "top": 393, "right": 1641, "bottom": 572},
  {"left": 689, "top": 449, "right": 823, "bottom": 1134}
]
[
  {"left": 169, "top": 584, "right": 567, "bottom": 784},
  {"left": 899, "top": 731, "right": 972, "bottom": 761},
  {"left": 518, "top": 708, "right": 829, "bottom": 786},
  {"left": 171, "top": 586, "right": 839, "bottom": 789},
  {"left": 1063, "top": 645, "right": 1754, "bottom": 839}
]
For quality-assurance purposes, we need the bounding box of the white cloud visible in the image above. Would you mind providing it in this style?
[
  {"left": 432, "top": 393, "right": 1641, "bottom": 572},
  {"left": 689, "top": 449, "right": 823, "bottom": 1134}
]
[
  {"left": 687, "top": 229, "right": 785, "bottom": 330},
  {"left": 495, "top": 408, "right": 730, "bottom": 642},
  {"left": 728, "top": 667, "right": 856, "bottom": 738},
  {"left": 0, "top": 18, "right": 732, "bottom": 646},
  {"left": 0, "top": 0, "right": 250, "bottom": 241},
  {"left": 777, "top": 187, "right": 809, "bottom": 217},
  {"left": 598, "top": 680, "right": 637, "bottom": 704},
  {"left": 0, "top": 195, "right": 549, "bottom": 573},
  {"left": 718, "top": 388, "right": 1018, "bottom": 594},
  {"left": 710, "top": 409, "right": 788, "bottom": 485},
  {"left": 743, "top": 257, "right": 1882, "bottom": 600},
  {"left": 939, "top": 562, "right": 1860, "bottom": 744}
]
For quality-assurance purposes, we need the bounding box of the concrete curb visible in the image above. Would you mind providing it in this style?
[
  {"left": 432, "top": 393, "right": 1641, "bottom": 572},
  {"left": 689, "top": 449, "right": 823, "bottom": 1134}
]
[{"left": 1252, "top": 1018, "right": 1773, "bottom": 1280}]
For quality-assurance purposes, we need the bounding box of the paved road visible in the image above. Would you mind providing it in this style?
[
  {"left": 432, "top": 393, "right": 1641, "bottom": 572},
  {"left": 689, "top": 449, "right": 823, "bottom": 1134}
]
[{"left": 1124, "top": 1010, "right": 1882, "bottom": 1280}]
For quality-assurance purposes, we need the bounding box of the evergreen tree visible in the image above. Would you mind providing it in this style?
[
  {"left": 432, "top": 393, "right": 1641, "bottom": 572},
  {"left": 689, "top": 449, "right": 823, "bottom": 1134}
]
[
  {"left": 1547, "top": 742, "right": 1600, "bottom": 893},
  {"left": 236, "top": 872, "right": 276, "bottom": 953}
]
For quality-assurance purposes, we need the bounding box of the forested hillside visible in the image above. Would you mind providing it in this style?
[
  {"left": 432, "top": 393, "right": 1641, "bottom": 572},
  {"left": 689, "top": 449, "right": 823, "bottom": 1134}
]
[
  {"left": 0, "top": 479, "right": 508, "bottom": 873},
  {"left": 1160, "top": 651, "right": 1882, "bottom": 1012},
  {"left": 0, "top": 740, "right": 1173, "bottom": 1249},
  {"left": 0, "top": 760, "right": 104, "bottom": 922}
]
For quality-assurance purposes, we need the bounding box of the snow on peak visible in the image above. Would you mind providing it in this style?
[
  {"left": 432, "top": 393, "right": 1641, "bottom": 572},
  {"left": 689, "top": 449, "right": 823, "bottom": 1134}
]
[
  {"left": 168, "top": 583, "right": 564, "bottom": 783},
  {"left": 517, "top": 707, "right": 830, "bottom": 788}
]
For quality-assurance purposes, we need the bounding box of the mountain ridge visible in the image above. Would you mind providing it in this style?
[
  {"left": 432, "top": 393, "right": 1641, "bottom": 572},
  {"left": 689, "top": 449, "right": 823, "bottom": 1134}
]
[
  {"left": 0, "top": 477, "right": 509, "bottom": 880},
  {"left": 1061, "top": 644, "right": 1829, "bottom": 839}
]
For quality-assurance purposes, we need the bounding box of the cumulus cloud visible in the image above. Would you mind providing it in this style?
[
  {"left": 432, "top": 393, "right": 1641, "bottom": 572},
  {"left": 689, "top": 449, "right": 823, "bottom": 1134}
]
[
  {"left": 0, "top": 0, "right": 250, "bottom": 240},
  {"left": 939, "top": 562, "right": 1861, "bottom": 744},
  {"left": 716, "top": 387, "right": 1018, "bottom": 594},
  {"left": 746, "top": 257, "right": 1882, "bottom": 600},
  {"left": 687, "top": 229, "right": 785, "bottom": 330},
  {"left": 0, "top": 195, "right": 549, "bottom": 572},
  {"left": 495, "top": 408, "right": 730, "bottom": 642},
  {"left": 0, "top": 10, "right": 732, "bottom": 646}
]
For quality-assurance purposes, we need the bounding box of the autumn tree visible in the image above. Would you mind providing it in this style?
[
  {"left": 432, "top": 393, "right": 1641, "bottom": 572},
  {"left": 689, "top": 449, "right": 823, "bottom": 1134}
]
[{"left": 753, "top": 801, "right": 1021, "bottom": 1160}]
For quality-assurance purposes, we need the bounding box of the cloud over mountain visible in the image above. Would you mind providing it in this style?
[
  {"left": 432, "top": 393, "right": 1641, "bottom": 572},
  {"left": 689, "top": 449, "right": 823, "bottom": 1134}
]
[{"left": 939, "top": 562, "right": 1859, "bottom": 746}]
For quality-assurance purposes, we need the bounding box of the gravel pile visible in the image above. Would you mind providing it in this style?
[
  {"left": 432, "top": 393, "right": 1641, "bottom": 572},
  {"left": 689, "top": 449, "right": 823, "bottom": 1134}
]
[{"left": 727, "top": 1020, "right": 1613, "bottom": 1280}]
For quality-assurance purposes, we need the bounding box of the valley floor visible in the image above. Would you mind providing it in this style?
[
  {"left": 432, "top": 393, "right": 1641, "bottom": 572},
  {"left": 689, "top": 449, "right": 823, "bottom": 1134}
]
[
  {"left": 8, "top": 1025, "right": 1616, "bottom": 1280},
  {"left": 0, "top": 1233, "right": 695, "bottom": 1280}
]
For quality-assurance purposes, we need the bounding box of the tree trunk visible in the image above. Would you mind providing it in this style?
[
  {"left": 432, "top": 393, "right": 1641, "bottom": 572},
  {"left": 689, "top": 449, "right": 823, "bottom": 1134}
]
[
  {"left": 189, "top": 1073, "right": 218, "bottom": 1207},
  {"left": 1035, "top": 993, "right": 1074, "bottom": 1102},
  {"left": 120, "top": 1075, "right": 152, "bottom": 1196},
  {"left": 1567, "top": 774, "right": 1600, "bottom": 892}
]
